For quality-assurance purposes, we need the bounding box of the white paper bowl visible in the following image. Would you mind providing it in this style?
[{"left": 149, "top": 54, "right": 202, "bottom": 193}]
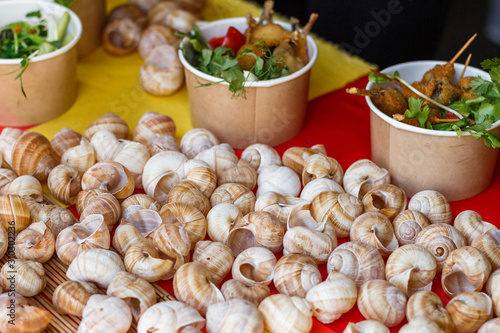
[
  {"left": 179, "top": 17, "right": 318, "bottom": 149},
  {"left": 0, "top": 0, "right": 82, "bottom": 127},
  {"left": 366, "top": 61, "right": 500, "bottom": 201}
]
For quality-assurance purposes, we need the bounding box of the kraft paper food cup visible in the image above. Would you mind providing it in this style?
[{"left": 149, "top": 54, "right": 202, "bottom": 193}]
[
  {"left": 366, "top": 61, "right": 500, "bottom": 201},
  {"left": 69, "top": 0, "right": 106, "bottom": 58},
  {"left": 179, "top": 17, "right": 318, "bottom": 150},
  {"left": 0, "top": 0, "right": 82, "bottom": 127}
]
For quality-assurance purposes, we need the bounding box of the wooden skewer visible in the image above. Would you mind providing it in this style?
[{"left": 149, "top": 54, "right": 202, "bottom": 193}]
[
  {"left": 434, "top": 118, "right": 461, "bottom": 123},
  {"left": 450, "top": 33, "right": 477, "bottom": 65},
  {"left": 459, "top": 53, "right": 472, "bottom": 80}
]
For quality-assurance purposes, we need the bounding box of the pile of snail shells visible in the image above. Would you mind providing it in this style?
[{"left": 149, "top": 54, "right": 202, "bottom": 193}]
[
  {"left": 0, "top": 110, "right": 499, "bottom": 333},
  {"left": 103, "top": 0, "right": 205, "bottom": 96}
]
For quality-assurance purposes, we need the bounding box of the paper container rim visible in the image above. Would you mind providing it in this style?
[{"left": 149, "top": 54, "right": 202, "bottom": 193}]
[
  {"left": 0, "top": 0, "right": 82, "bottom": 65},
  {"left": 178, "top": 17, "right": 318, "bottom": 88},
  {"left": 365, "top": 60, "right": 500, "bottom": 137}
]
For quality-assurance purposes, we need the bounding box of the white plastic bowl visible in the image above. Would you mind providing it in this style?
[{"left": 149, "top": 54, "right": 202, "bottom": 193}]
[
  {"left": 179, "top": 17, "right": 318, "bottom": 149},
  {"left": 0, "top": 0, "right": 82, "bottom": 126},
  {"left": 366, "top": 61, "right": 500, "bottom": 201}
]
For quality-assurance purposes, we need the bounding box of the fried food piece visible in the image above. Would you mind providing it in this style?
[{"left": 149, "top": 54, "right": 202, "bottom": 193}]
[
  {"left": 272, "top": 41, "right": 304, "bottom": 73},
  {"left": 458, "top": 76, "right": 480, "bottom": 100},
  {"left": 347, "top": 87, "right": 408, "bottom": 116}
]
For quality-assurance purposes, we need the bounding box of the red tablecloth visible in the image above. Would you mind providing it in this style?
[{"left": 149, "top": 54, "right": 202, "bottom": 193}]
[{"left": 1, "top": 75, "right": 499, "bottom": 332}]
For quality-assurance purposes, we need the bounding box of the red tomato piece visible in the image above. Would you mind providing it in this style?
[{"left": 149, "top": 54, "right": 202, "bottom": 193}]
[
  {"left": 208, "top": 35, "right": 224, "bottom": 50},
  {"left": 207, "top": 26, "right": 246, "bottom": 54}
]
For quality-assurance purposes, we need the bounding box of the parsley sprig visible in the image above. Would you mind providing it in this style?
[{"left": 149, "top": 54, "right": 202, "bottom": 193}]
[{"left": 177, "top": 25, "right": 289, "bottom": 98}]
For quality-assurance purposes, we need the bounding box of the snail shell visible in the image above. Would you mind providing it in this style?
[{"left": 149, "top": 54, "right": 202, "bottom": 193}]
[
  {"left": 445, "top": 292, "right": 493, "bottom": 333},
  {"left": 302, "top": 153, "right": 344, "bottom": 187},
  {"left": 415, "top": 223, "right": 467, "bottom": 272},
  {"left": 0, "top": 293, "right": 52, "bottom": 333},
  {"left": 399, "top": 316, "right": 447, "bottom": 333},
  {"left": 123, "top": 208, "right": 162, "bottom": 238},
  {"left": 240, "top": 143, "right": 282, "bottom": 174},
  {"left": 343, "top": 320, "right": 389, "bottom": 333},
  {"left": 184, "top": 159, "right": 217, "bottom": 198},
  {"left": 441, "top": 246, "right": 492, "bottom": 298},
  {"left": 113, "top": 222, "right": 151, "bottom": 257},
  {"left": 486, "top": 268, "right": 500, "bottom": 317},
  {"left": 0, "top": 168, "right": 17, "bottom": 191},
  {"left": 152, "top": 222, "right": 190, "bottom": 273},
  {"left": 138, "top": 24, "right": 178, "bottom": 60},
  {"left": 393, "top": 210, "right": 431, "bottom": 246},
  {"left": 173, "top": 262, "right": 225, "bottom": 316},
  {"left": 142, "top": 150, "right": 187, "bottom": 204},
  {"left": 52, "top": 280, "right": 100, "bottom": 317},
  {"left": 111, "top": 140, "right": 151, "bottom": 189},
  {"left": 159, "top": 202, "right": 207, "bottom": 249},
  {"left": 385, "top": 244, "right": 437, "bottom": 297},
  {"left": 327, "top": 241, "right": 385, "bottom": 288},
  {"left": 56, "top": 214, "right": 111, "bottom": 266},
  {"left": 210, "top": 183, "right": 256, "bottom": 216},
  {"left": 408, "top": 190, "right": 452, "bottom": 225},
  {"left": 77, "top": 189, "right": 122, "bottom": 231},
  {"left": 255, "top": 191, "right": 307, "bottom": 224},
  {"left": 137, "top": 300, "right": 206, "bottom": 333},
  {"left": 192, "top": 240, "right": 234, "bottom": 287},
  {"left": 195, "top": 144, "right": 239, "bottom": 177},
  {"left": 102, "top": 17, "right": 142, "bottom": 56},
  {"left": 232, "top": 247, "right": 276, "bottom": 286},
  {"left": 300, "top": 178, "right": 345, "bottom": 202},
  {"left": 478, "top": 318, "right": 500, "bottom": 333},
  {"left": 66, "top": 248, "right": 126, "bottom": 289},
  {"left": 83, "top": 112, "right": 129, "bottom": 141},
  {"left": 124, "top": 242, "right": 175, "bottom": 282},
  {"left": 148, "top": 135, "right": 180, "bottom": 156},
  {"left": 362, "top": 184, "right": 407, "bottom": 221},
  {"left": 273, "top": 254, "right": 322, "bottom": 298},
  {"left": 357, "top": 279, "right": 407, "bottom": 327},
  {"left": 256, "top": 165, "right": 301, "bottom": 198},
  {"left": 0, "top": 227, "right": 6, "bottom": 260},
  {"left": 48, "top": 164, "right": 82, "bottom": 205},
  {"left": 0, "top": 194, "right": 31, "bottom": 233},
  {"left": 0, "top": 175, "right": 44, "bottom": 202},
  {"left": 282, "top": 144, "right": 326, "bottom": 175},
  {"left": 50, "top": 127, "right": 82, "bottom": 161},
  {"left": 131, "top": 111, "right": 176, "bottom": 146},
  {"left": 406, "top": 290, "right": 455, "bottom": 333},
  {"left": 121, "top": 193, "right": 161, "bottom": 219},
  {"left": 454, "top": 210, "right": 498, "bottom": 245},
  {"left": 167, "top": 180, "right": 211, "bottom": 216},
  {"left": 180, "top": 128, "right": 219, "bottom": 159},
  {"left": 258, "top": 294, "right": 313, "bottom": 333},
  {"left": 15, "top": 221, "right": 55, "bottom": 263},
  {"left": 206, "top": 299, "right": 264, "bottom": 333},
  {"left": 305, "top": 271, "right": 357, "bottom": 324},
  {"left": 38, "top": 203, "right": 78, "bottom": 238},
  {"left": 471, "top": 230, "right": 500, "bottom": 270},
  {"left": 206, "top": 203, "right": 242, "bottom": 244},
  {"left": 218, "top": 159, "right": 258, "bottom": 190},
  {"left": 0, "top": 259, "right": 46, "bottom": 297},
  {"left": 0, "top": 128, "right": 22, "bottom": 167},
  {"left": 61, "top": 137, "right": 96, "bottom": 173},
  {"left": 343, "top": 159, "right": 390, "bottom": 199},
  {"left": 310, "top": 190, "right": 364, "bottom": 238},
  {"left": 227, "top": 211, "right": 286, "bottom": 256},
  {"left": 221, "top": 279, "right": 270, "bottom": 307},
  {"left": 79, "top": 295, "right": 132, "bottom": 333},
  {"left": 107, "top": 271, "right": 157, "bottom": 321},
  {"left": 350, "top": 212, "right": 399, "bottom": 257},
  {"left": 81, "top": 160, "right": 135, "bottom": 200},
  {"left": 107, "top": 3, "right": 148, "bottom": 27}
]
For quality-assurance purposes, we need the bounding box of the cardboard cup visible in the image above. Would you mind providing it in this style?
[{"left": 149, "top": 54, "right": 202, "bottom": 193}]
[
  {"left": 0, "top": 1, "right": 82, "bottom": 127},
  {"left": 367, "top": 61, "right": 500, "bottom": 201},
  {"left": 70, "top": 0, "right": 106, "bottom": 58},
  {"left": 179, "top": 18, "right": 318, "bottom": 149}
]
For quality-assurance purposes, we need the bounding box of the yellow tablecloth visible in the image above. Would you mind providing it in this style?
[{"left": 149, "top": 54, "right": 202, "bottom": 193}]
[{"left": 31, "top": 0, "right": 374, "bottom": 140}]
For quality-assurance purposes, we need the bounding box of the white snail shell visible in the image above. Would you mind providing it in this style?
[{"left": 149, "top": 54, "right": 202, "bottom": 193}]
[
  {"left": 350, "top": 212, "right": 399, "bottom": 257},
  {"left": 343, "top": 159, "right": 390, "bottom": 198},
  {"left": 78, "top": 295, "right": 132, "bottom": 333},
  {"left": 273, "top": 253, "right": 322, "bottom": 298},
  {"left": 240, "top": 143, "right": 282, "bottom": 174},
  {"left": 232, "top": 247, "right": 276, "bottom": 286},
  {"left": 206, "top": 299, "right": 264, "bottom": 333},
  {"left": 408, "top": 190, "right": 452, "bottom": 225},
  {"left": 362, "top": 184, "right": 407, "bottom": 221},
  {"left": 256, "top": 165, "right": 301, "bottom": 198},
  {"left": 258, "top": 294, "right": 313, "bottom": 333},
  {"left": 454, "top": 210, "right": 498, "bottom": 245},
  {"left": 445, "top": 292, "right": 493, "bottom": 333},
  {"left": 137, "top": 300, "right": 205, "bottom": 333},
  {"left": 406, "top": 290, "right": 455, "bottom": 333},
  {"left": 393, "top": 210, "right": 431, "bottom": 246}
]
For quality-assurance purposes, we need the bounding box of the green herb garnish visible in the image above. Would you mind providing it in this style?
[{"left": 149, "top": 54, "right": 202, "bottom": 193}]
[
  {"left": 55, "top": 0, "right": 75, "bottom": 8},
  {"left": 405, "top": 97, "right": 431, "bottom": 128},
  {"left": 177, "top": 24, "right": 289, "bottom": 98}
]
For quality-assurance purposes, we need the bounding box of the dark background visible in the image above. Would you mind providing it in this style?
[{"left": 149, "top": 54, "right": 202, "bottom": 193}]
[{"left": 252, "top": 0, "right": 500, "bottom": 70}]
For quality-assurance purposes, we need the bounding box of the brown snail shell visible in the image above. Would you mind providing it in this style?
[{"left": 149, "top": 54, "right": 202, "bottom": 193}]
[
  {"left": 131, "top": 111, "right": 176, "bottom": 146},
  {"left": 406, "top": 290, "right": 455, "bottom": 333},
  {"left": 343, "top": 320, "right": 390, "bottom": 333},
  {"left": 362, "top": 184, "right": 407, "bottom": 221},
  {"left": 205, "top": 299, "right": 264, "bottom": 333},
  {"left": 385, "top": 244, "right": 437, "bottom": 297},
  {"left": 81, "top": 161, "right": 135, "bottom": 200},
  {"left": 37, "top": 203, "right": 78, "bottom": 238},
  {"left": 153, "top": 221, "right": 191, "bottom": 273},
  {"left": 173, "top": 262, "right": 225, "bottom": 317},
  {"left": 486, "top": 268, "right": 500, "bottom": 317},
  {"left": 0, "top": 293, "right": 52, "bottom": 333},
  {"left": 206, "top": 203, "right": 242, "bottom": 244},
  {"left": 184, "top": 159, "right": 217, "bottom": 198},
  {"left": 180, "top": 128, "right": 220, "bottom": 159},
  {"left": 445, "top": 291, "right": 493, "bottom": 333},
  {"left": 121, "top": 193, "right": 161, "bottom": 219},
  {"left": 478, "top": 318, "right": 500, "bottom": 333},
  {"left": 255, "top": 191, "right": 307, "bottom": 224},
  {"left": 124, "top": 242, "right": 175, "bottom": 282},
  {"left": 327, "top": 241, "right": 385, "bottom": 288},
  {"left": 302, "top": 153, "right": 344, "bottom": 187},
  {"left": 282, "top": 144, "right": 327, "bottom": 175},
  {"left": 0, "top": 227, "right": 7, "bottom": 260},
  {"left": 350, "top": 212, "right": 399, "bottom": 257},
  {"left": 138, "top": 25, "right": 179, "bottom": 60},
  {"left": 471, "top": 230, "right": 500, "bottom": 270},
  {"left": 195, "top": 144, "right": 238, "bottom": 177},
  {"left": 48, "top": 164, "right": 82, "bottom": 205},
  {"left": 399, "top": 316, "right": 447, "bottom": 333},
  {"left": 52, "top": 280, "right": 100, "bottom": 317},
  {"left": 415, "top": 223, "right": 467, "bottom": 272},
  {"left": 273, "top": 254, "right": 322, "bottom": 298},
  {"left": 232, "top": 247, "right": 276, "bottom": 286},
  {"left": 0, "top": 175, "right": 44, "bottom": 202},
  {"left": 227, "top": 211, "right": 285, "bottom": 256},
  {"left": 454, "top": 210, "right": 498, "bottom": 245},
  {"left": 77, "top": 189, "right": 122, "bottom": 231},
  {"left": 192, "top": 240, "right": 234, "bottom": 287},
  {"left": 221, "top": 279, "right": 270, "bottom": 307},
  {"left": 50, "top": 127, "right": 83, "bottom": 161},
  {"left": 258, "top": 294, "right": 313, "bottom": 333},
  {"left": 408, "top": 190, "right": 453, "bottom": 224},
  {"left": 107, "top": 3, "right": 147, "bottom": 28},
  {"left": 15, "top": 221, "right": 56, "bottom": 263},
  {"left": 0, "top": 194, "right": 31, "bottom": 233},
  {"left": 343, "top": 159, "right": 390, "bottom": 199},
  {"left": 210, "top": 183, "right": 256, "bottom": 216},
  {"left": 357, "top": 279, "right": 407, "bottom": 328},
  {"left": 441, "top": 246, "right": 492, "bottom": 298},
  {"left": 148, "top": 135, "right": 180, "bottom": 156},
  {"left": 103, "top": 18, "right": 142, "bottom": 56},
  {"left": 393, "top": 210, "right": 431, "bottom": 246},
  {"left": 310, "top": 190, "right": 364, "bottom": 238},
  {"left": 300, "top": 178, "right": 345, "bottom": 202},
  {"left": 240, "top": 143, "right": 282, "bottom": 174},
  {"left": 218, "top": 159, "right": 258, "bottom": 191},
  {"left": 60, "top": 137, "right": 96, "bottom": 173},
  {"left": 167, "top": 180, "right": 211, "bottom": 216},
  {"left": 0, "top": 259, "right": 46, "bottom": 297},
  {"left": 83, "top": 112, "right": 129, "bottom": 141}
]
